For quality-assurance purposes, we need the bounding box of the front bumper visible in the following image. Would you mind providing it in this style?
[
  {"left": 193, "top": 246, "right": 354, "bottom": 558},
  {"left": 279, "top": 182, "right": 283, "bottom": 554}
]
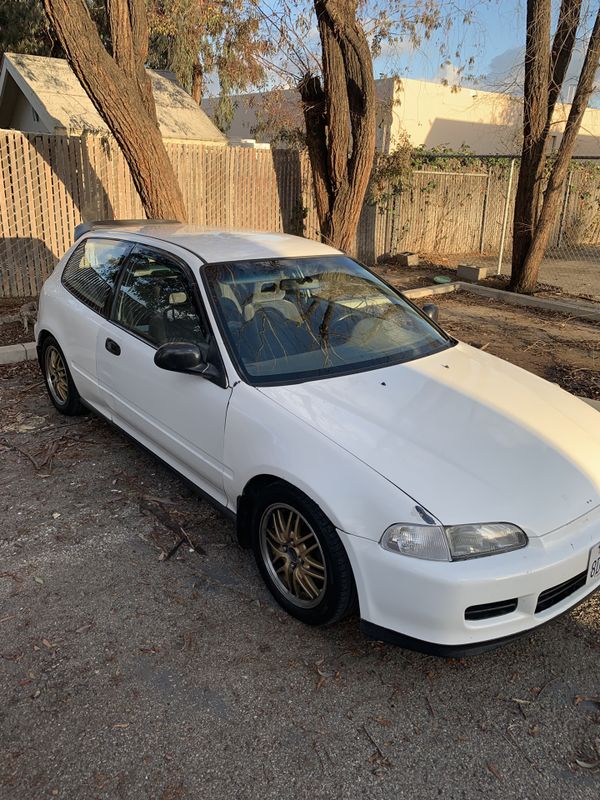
[{"left": 338, "top": 506, "right": 600, "bottom": 655}]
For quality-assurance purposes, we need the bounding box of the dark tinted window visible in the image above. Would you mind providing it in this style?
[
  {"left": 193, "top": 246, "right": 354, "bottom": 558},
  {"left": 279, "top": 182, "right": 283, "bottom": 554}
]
[
  {"left": 62, "top": 237, "right": 132, "bottom": 314},
  {"left": 112, "top": 246, "right": 208, "bottom": 347}
]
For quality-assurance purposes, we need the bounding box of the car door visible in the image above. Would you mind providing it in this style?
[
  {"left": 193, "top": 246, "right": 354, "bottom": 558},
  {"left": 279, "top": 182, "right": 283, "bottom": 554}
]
[{"left": 96, "top": 243, "right": 232, "bottom": 506}]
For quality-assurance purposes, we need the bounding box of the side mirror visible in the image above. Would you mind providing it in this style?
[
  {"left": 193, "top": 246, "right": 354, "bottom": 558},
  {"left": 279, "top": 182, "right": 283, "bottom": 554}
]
[
  {"left": 422, "top": 303, "right": 439, "bottom": 323},
  {"left": 154, "top": 342, "right": 220, "bottom": 379}
]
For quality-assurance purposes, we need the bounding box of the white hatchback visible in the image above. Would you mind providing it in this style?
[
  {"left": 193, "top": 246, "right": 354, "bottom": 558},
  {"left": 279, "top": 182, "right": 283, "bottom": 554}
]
[{"left": 35, "top": 222, "right": 600, "bottom": 656}]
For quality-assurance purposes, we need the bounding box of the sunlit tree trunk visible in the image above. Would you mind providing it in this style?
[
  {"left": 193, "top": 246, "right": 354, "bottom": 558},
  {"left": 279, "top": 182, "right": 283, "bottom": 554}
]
[
  {"left": 191, "top": 59, "right": 204, "bottom": 104},
  {"left": 515, "top": 8, "right": 600, "bottom": 289},
  {"left": 44, "top": 0, "right": 187, "bottom": 221},
  {"left": 298, "top": 0, "right": 376, "bottom": 253},
  {"left": 510, "top": 0, "right": 600, "bottom": 293}
]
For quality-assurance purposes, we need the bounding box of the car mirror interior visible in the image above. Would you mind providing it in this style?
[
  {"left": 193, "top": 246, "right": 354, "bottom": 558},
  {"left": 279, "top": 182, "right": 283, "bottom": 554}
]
[
  {"left": 154, "top": 342, "right": 220, "bottom": 380},
  {"left": 422, "top": 303, "right": 439, "bottom": 323}
]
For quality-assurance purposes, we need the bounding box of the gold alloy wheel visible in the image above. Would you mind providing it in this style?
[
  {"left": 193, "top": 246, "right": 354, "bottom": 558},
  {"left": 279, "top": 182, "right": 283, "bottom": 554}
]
[
  {"left": 259, "top": 503, "right": 327, "bottom": 608},
  {"left": 45, "top": 345, "right": 69, "bottom": 405}
]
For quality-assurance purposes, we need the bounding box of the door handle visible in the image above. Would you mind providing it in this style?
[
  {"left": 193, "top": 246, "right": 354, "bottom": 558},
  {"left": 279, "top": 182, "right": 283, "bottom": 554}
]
[{"left": 105, "top": 338, "right": 121, "bottom": 356}]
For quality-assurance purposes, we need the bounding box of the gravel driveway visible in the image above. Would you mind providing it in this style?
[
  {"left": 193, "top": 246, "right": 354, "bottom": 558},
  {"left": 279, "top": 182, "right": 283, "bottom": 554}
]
[{"left": 1, "top": 359, "right": 599, "bottom": 800}]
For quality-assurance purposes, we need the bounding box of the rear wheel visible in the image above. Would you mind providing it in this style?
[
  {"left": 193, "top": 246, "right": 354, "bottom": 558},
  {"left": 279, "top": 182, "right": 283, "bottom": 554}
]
[
  {"left": 251, "top": 483, "right": 357, "bottom": 626},
  {"left": 41, "top": 336, "right": 85, "bottom": 416}
]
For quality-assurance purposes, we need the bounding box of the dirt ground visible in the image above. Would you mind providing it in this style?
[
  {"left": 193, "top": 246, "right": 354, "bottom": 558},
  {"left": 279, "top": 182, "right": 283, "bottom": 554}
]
[
  {"left": 378, "top": 258, "right": 600, "bottom": 305},
  {"left": 1, "top": 298, "right": 600, "bottom": 800},
  {"left": 0, "top": 297, "right": 37, "bottom": 347}
]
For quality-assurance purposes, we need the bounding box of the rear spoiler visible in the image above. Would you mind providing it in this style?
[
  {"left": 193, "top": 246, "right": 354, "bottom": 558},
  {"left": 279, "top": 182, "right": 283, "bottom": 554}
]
[{"left": 74, "top": 219, "right": 178, "bottom": 241}]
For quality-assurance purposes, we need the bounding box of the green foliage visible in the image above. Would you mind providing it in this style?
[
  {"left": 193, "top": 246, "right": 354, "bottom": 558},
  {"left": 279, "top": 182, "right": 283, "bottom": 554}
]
[
  {"left": 0, "top": 0, "right": 59, "bottom": 55},
  {"left": 147, "top": 0, "right": 271, "bottom": 101},
  {"left": 369, "top": 142, "right": 519, "bottom": 205},
  {"left": 0, "top": 1, "right": 109, "bottom": 58}
]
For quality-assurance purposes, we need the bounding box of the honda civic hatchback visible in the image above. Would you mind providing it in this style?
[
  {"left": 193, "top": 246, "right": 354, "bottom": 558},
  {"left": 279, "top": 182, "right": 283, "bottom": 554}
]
[{"left": 35, "top": 221, "right": 600, "bottom": 656}]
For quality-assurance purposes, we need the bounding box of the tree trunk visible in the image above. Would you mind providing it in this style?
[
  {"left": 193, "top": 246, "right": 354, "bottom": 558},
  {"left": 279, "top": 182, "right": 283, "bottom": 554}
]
[
  {"left": 513, "top": 7, "right": 600, "bottom": 293},
  {"left": 44, "top": 0, "right": 187, "bottom": 221},
  {"left": 510, "top": 0, "right": 585, "bottom": 291},
  {"left": 191, "top": 59, "right": 204, "bottom": 104},
  {"left": 298, "top": 0, "right": 376, "bottom": 253},
  {"left": 511, "top": 0, "right": 553, "bottom": 277}
]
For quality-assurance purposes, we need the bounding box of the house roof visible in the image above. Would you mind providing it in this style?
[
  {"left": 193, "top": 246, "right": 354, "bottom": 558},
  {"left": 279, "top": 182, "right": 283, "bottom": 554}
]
[{"left": 0, "top": 52, "right": 227, "bottom": 144}]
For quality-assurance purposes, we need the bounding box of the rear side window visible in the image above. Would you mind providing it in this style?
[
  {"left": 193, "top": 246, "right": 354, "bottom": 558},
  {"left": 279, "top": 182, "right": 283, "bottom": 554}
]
[{"left": 62, "top": 237, "right": 132, "bottom": 314}]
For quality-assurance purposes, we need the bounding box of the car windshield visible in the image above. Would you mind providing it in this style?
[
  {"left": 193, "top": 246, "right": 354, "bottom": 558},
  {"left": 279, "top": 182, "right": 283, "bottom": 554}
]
[{"left": 204, "top": 255, "right": 452, "bottom": 384}]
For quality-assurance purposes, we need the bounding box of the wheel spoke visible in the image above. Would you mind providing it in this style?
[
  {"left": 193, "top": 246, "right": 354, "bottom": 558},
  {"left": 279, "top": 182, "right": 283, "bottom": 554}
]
[
  {"left": 295, "top": 569, "right": 317, "bottom": 600},
  {"left": 294, "top": 532, "right": 315, "bottom": 546},
  {"left": 303, "top": 555, "right": 325, "bottom": 571},
  {"left": 266, "top": 528, "right": 282, "bottom": 547},
  {"left": 301, "top": 566, "right": 325, "bottom": 581}
]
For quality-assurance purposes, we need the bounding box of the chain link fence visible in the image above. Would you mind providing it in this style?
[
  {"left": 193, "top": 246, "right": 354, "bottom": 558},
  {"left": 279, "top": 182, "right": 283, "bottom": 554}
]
[{"left": 386, "top": 154, "right": 600, "bottom": 298}]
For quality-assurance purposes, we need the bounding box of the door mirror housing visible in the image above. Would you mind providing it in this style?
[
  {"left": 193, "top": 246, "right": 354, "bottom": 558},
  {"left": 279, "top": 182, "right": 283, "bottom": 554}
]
[
  {"left": 422, "top": 303, "right": 439, "bottom": 323},
  {"left": 154, "top": 342, "right": 220, "bottom": 380}
]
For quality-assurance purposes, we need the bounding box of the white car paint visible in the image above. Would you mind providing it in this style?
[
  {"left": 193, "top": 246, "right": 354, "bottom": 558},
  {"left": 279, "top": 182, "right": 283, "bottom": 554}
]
[
  {"left": 259, "top": 342, "right": 600, "bottom": 536},
  {"left": 35, "top": 224, "right": 600, "bottom": 653}
]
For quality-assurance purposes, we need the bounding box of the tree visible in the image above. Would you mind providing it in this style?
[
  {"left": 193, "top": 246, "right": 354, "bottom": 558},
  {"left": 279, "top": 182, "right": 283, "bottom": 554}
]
[
  {"left": 147, "top": 0, "right": 270, "bottom": 130},
  {"left": 0, "top": 0, "right": 59, "bottom": 56},
  {"left": 511, "top": 0, "right": 600, "bottom": 294},
  {"left": 297, "top": 0, "right": 376, "bottom": 253},
  {"left": 43, "top": 0, "right": 186, "bottom": 221},
  {"left": 1, "top": 1, "right": 110, "bottom": 58},
  {"left": 256, "top": 0, "right": 479, "bottom": 252}
]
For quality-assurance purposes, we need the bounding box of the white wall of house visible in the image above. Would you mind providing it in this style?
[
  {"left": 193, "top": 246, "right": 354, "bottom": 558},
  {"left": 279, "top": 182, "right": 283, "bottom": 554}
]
[
  {"left": 204, "top": 77, "right": 600, "bottom": 156},
  {"left": 389, "top": 78, "right": 600, "bottom": 156},
  {"left": 9, "top": 92, "right": 49, "bottom": 134}
]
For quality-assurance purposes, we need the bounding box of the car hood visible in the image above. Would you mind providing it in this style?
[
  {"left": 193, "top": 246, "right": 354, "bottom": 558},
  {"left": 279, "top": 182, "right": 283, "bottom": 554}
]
[{"left": 258, "top": 343, "right": 600, "bottom": 536}]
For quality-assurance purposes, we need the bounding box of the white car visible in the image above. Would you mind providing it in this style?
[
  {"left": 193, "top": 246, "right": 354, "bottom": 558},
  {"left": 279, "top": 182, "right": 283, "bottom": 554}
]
[{"left": 35, "top": 222, "right": 600, "bottom": 656}]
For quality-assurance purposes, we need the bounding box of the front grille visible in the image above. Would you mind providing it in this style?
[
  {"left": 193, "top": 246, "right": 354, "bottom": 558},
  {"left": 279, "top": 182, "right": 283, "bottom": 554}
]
[
  {"left": 465, "top": 598, "right": 518, "bottom": 621},
  {"left": 535, "top": 570, "right": 587, "bottom": 614}
]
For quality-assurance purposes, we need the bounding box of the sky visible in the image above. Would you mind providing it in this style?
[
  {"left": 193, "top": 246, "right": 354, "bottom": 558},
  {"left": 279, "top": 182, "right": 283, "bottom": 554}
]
[
  {"left": 372, "top": 0, "right": 599, "bottom": 107},
  {"left": 205, "top": 1, "right": 599, "bottom": 107}
]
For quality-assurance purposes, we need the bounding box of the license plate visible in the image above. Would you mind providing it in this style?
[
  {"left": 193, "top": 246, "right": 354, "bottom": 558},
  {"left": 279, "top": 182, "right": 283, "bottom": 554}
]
[{"left": 588, "top": 542, "right": 600, "bottom": 584}]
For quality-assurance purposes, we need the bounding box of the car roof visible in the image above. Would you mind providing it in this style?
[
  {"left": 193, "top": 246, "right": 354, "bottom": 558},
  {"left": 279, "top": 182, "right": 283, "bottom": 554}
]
[{"left": 85, "top": 223, "right": 342, "bottom": 264}]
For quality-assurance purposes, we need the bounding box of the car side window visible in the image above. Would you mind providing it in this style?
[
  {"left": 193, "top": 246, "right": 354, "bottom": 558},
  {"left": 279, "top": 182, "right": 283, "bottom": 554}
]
[
  {"left": 111, "top": 245, "right": 208, "bottom": 348},
  {"left": 62, "top": 237, "right": 132, "bottom": 314}
]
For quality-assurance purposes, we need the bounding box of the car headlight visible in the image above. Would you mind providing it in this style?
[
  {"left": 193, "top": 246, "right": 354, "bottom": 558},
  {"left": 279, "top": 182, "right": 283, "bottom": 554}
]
[{"left": 380, "top": 522, "right": 527, "bottom": 561}]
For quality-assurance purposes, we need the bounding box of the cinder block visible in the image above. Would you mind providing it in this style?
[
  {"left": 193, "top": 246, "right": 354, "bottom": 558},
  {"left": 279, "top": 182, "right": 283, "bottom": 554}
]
[
  {"left": 23, "top": 341, "right": 38, "bottom": 360},
  {"left": 457, "top": 263, "right": 488, "bottom": 282},
  {"left": 397, "top": 252, "right": 419, "bottom": 267},
  {"left": 0, "top": 344, "right": 26, "bottom": 365}
]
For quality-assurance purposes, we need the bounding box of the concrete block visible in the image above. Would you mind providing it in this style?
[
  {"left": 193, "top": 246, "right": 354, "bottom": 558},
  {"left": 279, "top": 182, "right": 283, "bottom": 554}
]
[
  {"left": 458, "top": 282, "right": 600, "bottom": 322},
  {"left": 397, "top": 252, "right": 419, "bottom": 267},
  {"left": 0, "top": 344, "right": 26, "bottom": 365},
  {"left": 457, "top": 263, "right": 488, "bottom": 282},
  {"left": 23, "top": 341, "right": 38, "bottom": 360},
  {"left": 403, "top": 283, "right": 459, "bottom": 299},
  {"left": 581, "top": 397, "right": 600, "bottom": 412}
]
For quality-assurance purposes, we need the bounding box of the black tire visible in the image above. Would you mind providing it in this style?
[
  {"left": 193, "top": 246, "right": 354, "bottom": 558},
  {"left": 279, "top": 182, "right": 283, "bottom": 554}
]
[
  {"left": 251, "top": 482, "right": 358, "bottom": 626},
  {"left": 41, "top": 335, "right": 85, "bottom": 416}
]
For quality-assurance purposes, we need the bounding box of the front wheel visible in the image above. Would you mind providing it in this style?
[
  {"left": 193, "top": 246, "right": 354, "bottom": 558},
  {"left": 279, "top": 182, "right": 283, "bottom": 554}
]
[{"left": 251, "top": 484, "right": 357, "bottom": 626}]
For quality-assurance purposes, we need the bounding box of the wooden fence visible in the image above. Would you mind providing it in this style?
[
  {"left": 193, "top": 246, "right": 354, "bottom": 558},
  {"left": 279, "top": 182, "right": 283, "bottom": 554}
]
[{"left": 0, "top": 129, "right": 599, "bottom": 297}]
